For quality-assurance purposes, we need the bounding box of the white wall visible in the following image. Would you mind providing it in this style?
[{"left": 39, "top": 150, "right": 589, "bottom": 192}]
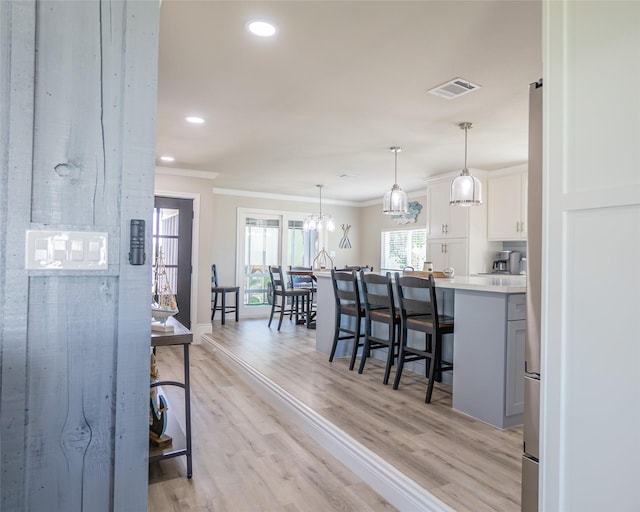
[
  {"left": 155, "top": 172, "right": 428, "bottom": 325},
  {"left": 359, "top": 193, "right": 428, "bottom": 272},
  {"left": 155, "top": 173, "right": 368, "bottom": 324},
  {"left": 543, "top": 2, "right": 640, "bottom": 510}
]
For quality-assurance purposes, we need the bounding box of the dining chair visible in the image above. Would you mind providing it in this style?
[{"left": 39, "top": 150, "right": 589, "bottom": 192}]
[
  {"left": 288, "top": 266, "right": 317, "bottom": 327},
  {"left": 268, "top": 266, "right": 311, "bottom": 331}
]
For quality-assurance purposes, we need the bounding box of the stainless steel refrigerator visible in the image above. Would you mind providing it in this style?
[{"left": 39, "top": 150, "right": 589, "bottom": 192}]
[{"left": 522, "top": 79, "right": 542, "bottom": 511}]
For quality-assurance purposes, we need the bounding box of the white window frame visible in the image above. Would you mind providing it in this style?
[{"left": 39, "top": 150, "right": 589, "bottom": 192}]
[
  {"left": 380, "top": 227, "right": 427, "bottom": 273},
  {"left": 236, "top": 208, "right": 314, "bottom": 317}
]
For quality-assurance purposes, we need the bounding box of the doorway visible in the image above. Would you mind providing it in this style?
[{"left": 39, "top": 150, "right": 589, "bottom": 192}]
[
  {"left": 153, "top": 196, "right": 193, "bottom": 328},
  {"left": 237, "top": 209, "right": 317, "bottom": 317}
]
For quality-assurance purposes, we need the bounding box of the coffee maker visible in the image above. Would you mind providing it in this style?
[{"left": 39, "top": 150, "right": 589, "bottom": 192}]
[
  {"left": 492, "top": 251, "right": 511, "bottom": 273},
  {"left": 492, "top": 250, "right": 522, "bottom": 274}
]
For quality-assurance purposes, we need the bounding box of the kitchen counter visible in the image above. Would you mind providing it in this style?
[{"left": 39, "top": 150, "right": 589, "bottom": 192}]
[
  {"left": 314, "top": 270, "right": 527, "bottom": 429},
  {"left": 313, "top": 270, "right": 526, "bottom": 294},
  {"left": 434, "top": 274, "right": 526, "bottom": 293}
]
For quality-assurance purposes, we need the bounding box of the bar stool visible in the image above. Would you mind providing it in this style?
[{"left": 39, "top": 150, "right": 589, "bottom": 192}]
[
  {"left": 329, "top": 269, "right": 365, "bottom": 371},
  {"left": 393, "top": 272, "right": 454, "bottom": 403},
  {"left": 288, "top": 266, "right": 317, "bottom": 328},
  {"left": 358, "top": 271, "right": 400, "bottom": 385},
  {"left": 268, "top": 266, "right": 311, "bottom": 331},
  {"left": 210, "top": 264, "right": 239, "bottom": 325}
]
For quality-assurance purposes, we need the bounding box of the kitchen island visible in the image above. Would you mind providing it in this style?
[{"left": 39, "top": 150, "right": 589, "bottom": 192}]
[{"left": 315, "top": 271, "right": 526, "bottom": 429}]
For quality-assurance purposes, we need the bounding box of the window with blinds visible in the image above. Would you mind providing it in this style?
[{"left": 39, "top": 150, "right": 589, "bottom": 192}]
[{"left": 381, "top": 228, "right": 427, "bottom": 271}]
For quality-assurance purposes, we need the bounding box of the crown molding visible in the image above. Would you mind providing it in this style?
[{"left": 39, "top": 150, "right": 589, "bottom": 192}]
[
  {"left": 156, "top": 166, "right": 220, "bottom": 180},
  {"left": 359, "top": 188, "right": 426, "bottom": 208},
  {"left": 487, "top": 163, "right": 528, "bottom": 177},
  {"left": 212, "top": 187, "right": 360, "bottom": 207}
]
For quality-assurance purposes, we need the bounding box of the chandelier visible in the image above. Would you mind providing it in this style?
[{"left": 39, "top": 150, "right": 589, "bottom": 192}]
[{"left": 304, "top": 185, "right": 335, "bottom": 231}]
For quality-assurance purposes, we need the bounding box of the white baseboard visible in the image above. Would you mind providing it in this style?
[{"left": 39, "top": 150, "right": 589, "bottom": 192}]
[
  {"left": 201, "top": 334, "right": 453, "bottom": 512},
  {"left": 192, "top": 323, "right": 212, "bottom": 344}
]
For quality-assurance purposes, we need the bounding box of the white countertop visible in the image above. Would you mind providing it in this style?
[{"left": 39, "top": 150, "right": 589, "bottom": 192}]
[
  {"left": 435, "top": 274, "right": 526, "bottom": 294},
  {"left": 315, "top": 270, "right": 526, "bottom": 294}
]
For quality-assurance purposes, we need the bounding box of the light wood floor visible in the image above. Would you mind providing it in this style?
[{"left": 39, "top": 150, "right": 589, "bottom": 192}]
[
  {"left": 148, "top": 333, "right": 395, "bottom": 511},
  {"left": 149, "top": 318, "right": 522, "bottom": 511}
]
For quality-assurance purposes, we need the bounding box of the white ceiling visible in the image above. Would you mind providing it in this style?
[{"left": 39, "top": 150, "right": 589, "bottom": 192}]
[{"left": 156, "top": 1, "right": 542, "bottom": 203}]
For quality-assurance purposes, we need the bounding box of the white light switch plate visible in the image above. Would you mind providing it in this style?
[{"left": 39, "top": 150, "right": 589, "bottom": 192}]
[{"left": 25, "top": 230, "right": 108, "bottom": 270}]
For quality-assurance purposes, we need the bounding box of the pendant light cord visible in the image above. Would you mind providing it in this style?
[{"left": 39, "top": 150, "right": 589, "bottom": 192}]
[
  {"left": 459, "top": 122, "right": 472, "bottom": 175},
  {"left": 394, "top": 149, "right": 398, "bottom": 184},
  {"left": 464, "top": 125, "right": 468, "bottom": 171}
]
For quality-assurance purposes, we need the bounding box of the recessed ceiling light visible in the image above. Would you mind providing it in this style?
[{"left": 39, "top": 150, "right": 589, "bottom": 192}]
[
  {"left": 160, "top": 156, "right": 175, "bottom": 162},
  {"left": 185, "top": 116, "right": 205, "bottom": 124},
  {"left": 247, "top": 20, "right": 277, "bottom": 37}
]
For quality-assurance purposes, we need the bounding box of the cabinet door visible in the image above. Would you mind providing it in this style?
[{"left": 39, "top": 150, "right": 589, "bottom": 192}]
[
  {"left": 506, "top": 319, "right": 526, "bottom": 416},
  {"left": 488, "top": 173, "right": 522, "bottom": 240},
  {"left": 428, "top": 180, "right": 469, "bottom": 238},
  {"left": 427, "top": 240, "right": 447, "bottom": 271},
  {"left": 443, "top": 238, "right": 468, "bottom": 276},
  {"left": 427, "top": 181, "right": 449, "bottom": 238},
  {"left": 446, "top": 195, "right": 469, "bottom": 238}
]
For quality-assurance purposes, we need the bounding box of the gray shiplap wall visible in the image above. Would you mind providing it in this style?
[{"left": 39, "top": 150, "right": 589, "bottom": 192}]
[{"left": 0, "top": 1, "right": 159, "bottom": 510}]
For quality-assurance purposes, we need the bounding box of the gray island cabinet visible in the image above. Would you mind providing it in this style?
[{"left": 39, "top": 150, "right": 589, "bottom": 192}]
[{"left": 315, "top": 272, "right": 526, "bottom": 429}]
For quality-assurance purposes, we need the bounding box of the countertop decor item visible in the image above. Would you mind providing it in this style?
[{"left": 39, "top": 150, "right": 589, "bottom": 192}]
[
  {"left": 382, "top": 146, "right": 409, "bottom": 215},
  {"left": 450, "top": 122, "right": 483, "bottom": 206}
]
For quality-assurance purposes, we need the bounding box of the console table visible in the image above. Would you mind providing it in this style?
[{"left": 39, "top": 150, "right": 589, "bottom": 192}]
[{"left": 150, "top": 317, "right": 193, "bottom": 478}]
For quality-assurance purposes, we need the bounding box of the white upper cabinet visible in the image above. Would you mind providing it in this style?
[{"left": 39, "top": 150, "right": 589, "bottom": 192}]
[
  {"left": 426, "top": 173, "right": 499, "bottom": 276},
  {"left": 427, "top": 180, "right": 469, "bottom": 238},
  {"left": 487, "top": 168, "right": 528, "bottom": 241}
]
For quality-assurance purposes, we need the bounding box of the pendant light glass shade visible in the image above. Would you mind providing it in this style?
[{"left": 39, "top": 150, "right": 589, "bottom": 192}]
[
  {"left": 382, "top": 147, "right": 409, "bottom": 215},
  {"left": 304, "top": 185, "right": 335, "bottom": 232},
  {"left": 450, "top": 122, "right": 483, "bottom": 206}
]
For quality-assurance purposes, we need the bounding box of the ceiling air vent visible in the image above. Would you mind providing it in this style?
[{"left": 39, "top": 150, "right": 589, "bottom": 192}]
[{"left": 427, "top": 78, "right": 481, "bottom": 100}]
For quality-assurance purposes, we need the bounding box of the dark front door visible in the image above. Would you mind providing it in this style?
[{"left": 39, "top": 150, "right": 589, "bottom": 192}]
[{"left": 153, "top": 196, "right": 193, "bottom": 328}]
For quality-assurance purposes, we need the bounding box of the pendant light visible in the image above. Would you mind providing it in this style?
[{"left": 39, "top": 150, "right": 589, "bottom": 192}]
[
  {"left": 304, "top": 185, "right": 335, "bottom": 232},
  {"left": 450, "top": 122, "right": 483, "bottom": 206},
  {"left": 382, "top": 146, "right": 409, "bottom": 215}
]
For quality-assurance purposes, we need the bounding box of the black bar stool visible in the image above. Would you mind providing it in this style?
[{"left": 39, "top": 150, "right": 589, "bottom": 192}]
[
  {"left": 329, "top": 269, "right": 365, "bottom": 371},
  {"left": 287, "top": 266, "right": 317, "bottom": 327},
  {"left": 393, "top": 272, "right": 454, "bottom": 403},
  {"left": 268, "top": 266, "right": 310, "bottom": 331},
  {"left": 210, "top": 264, "right": 239, "bottom": 325},
  {"left": 358, "top": 271, "right": 400, "bottom": 385}
]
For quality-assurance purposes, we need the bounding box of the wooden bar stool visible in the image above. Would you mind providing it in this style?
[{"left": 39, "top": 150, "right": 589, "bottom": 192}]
[
  {"left": 358, "top": 271, "right": 400, "bottom": 385},
  {"left": 210, "top": 264, "right": 239, "bottom": 325},
  {"left": 393, "top": 272, "right": 454, "bottom": 403},
  {"left": 288, "top": 266, "right": 317, "bottom": 328},
  {"left": 329, "top": 269, "right": 365, "bottom": 371},
  {"left": 268, "top": 266, "right": 310, "bottom": 331}
]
